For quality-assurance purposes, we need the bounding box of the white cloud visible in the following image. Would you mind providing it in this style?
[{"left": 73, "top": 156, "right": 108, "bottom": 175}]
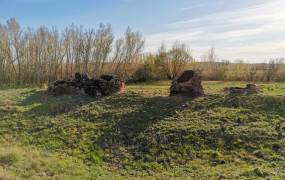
[
  {"left": 145, "top": 0, "right": 285, "bottom": 62},
  {"left": 180, "top": 3, "right": 204, "bottom": 11}
]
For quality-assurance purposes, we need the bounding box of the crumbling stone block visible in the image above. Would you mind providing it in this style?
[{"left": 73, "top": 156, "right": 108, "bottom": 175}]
[
  {"left": 48, "top": 73, "right": 125, "bottom": 97},
  {"left": 170, "top": 70, "right": 204, "bottom": 97},
  {"left": 224, "top": 84, "right": 260, "bottom": 94}
]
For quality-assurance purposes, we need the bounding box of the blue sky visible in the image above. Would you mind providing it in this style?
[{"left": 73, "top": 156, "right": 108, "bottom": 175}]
[{"left": 1, "top": 0, "right": 285, "bottom": 62}]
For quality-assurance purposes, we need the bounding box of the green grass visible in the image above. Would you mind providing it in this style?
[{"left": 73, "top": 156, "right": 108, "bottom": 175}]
[{"left": 0, "top": 81, "right": 284, "bottom": 179}]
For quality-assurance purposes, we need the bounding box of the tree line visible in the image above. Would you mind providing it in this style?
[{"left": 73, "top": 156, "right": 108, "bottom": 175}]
[
  {"left": 0, "top": 18, "right": 144, "bottom": 84},
  {"left": 0, "top": 18, "right": 284, "bottom": 85},
  {"left": 134, "top": 47, "right": 285, "bottom": 82}
]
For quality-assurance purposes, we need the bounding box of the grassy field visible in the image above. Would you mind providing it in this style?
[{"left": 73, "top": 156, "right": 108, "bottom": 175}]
[{"left": 0, "top": 81, "right": 284, "bottom": 179}]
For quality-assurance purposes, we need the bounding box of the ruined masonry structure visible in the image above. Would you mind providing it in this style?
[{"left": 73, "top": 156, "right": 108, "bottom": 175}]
[
  {"left": 48, "top": 73, "right": 125, "bottom": 97},
  {"left": 170, "top": 70, "right": 205, "bottom": 97},
  {"left": 224, "top": 84, "right": 260, "bottom": 94}
]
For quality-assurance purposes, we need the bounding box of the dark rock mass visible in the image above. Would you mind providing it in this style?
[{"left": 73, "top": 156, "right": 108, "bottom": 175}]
[
  {"left": 48, "top": 73, "right": 125, "bottom": 97},
  {"left": 170, "top": 70, "right": 204, "bottom": 97}
]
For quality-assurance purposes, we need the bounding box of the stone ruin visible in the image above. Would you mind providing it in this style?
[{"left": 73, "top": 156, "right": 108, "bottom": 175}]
[
  {"left": 170, "top": 70, "right": 205, "bottom": 97},
  {"left": 48, "top": 73, "right": 125, "bottom": 97},
  {"left": 224, "top": 84, "right": 260, "bottom": 94}
]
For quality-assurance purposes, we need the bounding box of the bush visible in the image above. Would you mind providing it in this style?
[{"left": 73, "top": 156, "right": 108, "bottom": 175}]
[{"left": 131, "top": 54, "right": 166, "bottom": 82}]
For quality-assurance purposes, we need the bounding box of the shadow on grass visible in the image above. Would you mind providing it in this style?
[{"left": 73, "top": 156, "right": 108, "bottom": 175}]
[
  {"left": 16, "top": 90, "right": 285, "bottom": 165},
  {"left": 97, "top": 94, "right": 193, "bottom": 154},
  {"left": 95, "top": 93, "right": 285, "bottom": 165},
  {"left": 20, "top": 90, "right": 95, "bottom": 117}
]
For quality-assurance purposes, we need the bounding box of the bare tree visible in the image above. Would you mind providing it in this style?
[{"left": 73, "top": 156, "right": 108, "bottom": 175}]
[
  {"left": 6, "top": 18, "right": 22, "bottom": 83},
  {"left": 112, "top": 38, "right": 124, "bottom": 74},
  {"left": 113, "top": 27, "right": 144, "bottom": 80},
  {"left": 246, "top": 64, "right": 258, "bottom": 82},
  {"left": 92, "top": 24, "right": 114, "bottom": 78},
  {"left": 263, "top": 59, "right": 283, "bottom": 82},
  {"left": 82, "top": 29, "right": 94, "bottom": 74},
  {"left": 157, "top": 42, "right": 193, "bottom": 79}
]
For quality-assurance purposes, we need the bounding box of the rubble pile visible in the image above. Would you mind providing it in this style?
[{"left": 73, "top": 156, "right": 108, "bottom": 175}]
[
  {"left": 224, "top": 84, "right": 260, "bottom": 94},
  {"left": 170, "top": 70, "right": 205, "bottom": 97},
  {"left": 48, "top": 73, "right": 125, "bottom": 97}
]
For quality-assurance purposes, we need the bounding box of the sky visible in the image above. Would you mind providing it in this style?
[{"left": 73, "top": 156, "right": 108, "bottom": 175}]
[{"left": 0, "top": 0, "right": 285, "bottom": 62}]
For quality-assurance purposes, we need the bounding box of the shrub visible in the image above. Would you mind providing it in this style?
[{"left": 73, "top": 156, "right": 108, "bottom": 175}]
[{"left": 131, "top": 54, "right": 166, "bottom": 82}]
